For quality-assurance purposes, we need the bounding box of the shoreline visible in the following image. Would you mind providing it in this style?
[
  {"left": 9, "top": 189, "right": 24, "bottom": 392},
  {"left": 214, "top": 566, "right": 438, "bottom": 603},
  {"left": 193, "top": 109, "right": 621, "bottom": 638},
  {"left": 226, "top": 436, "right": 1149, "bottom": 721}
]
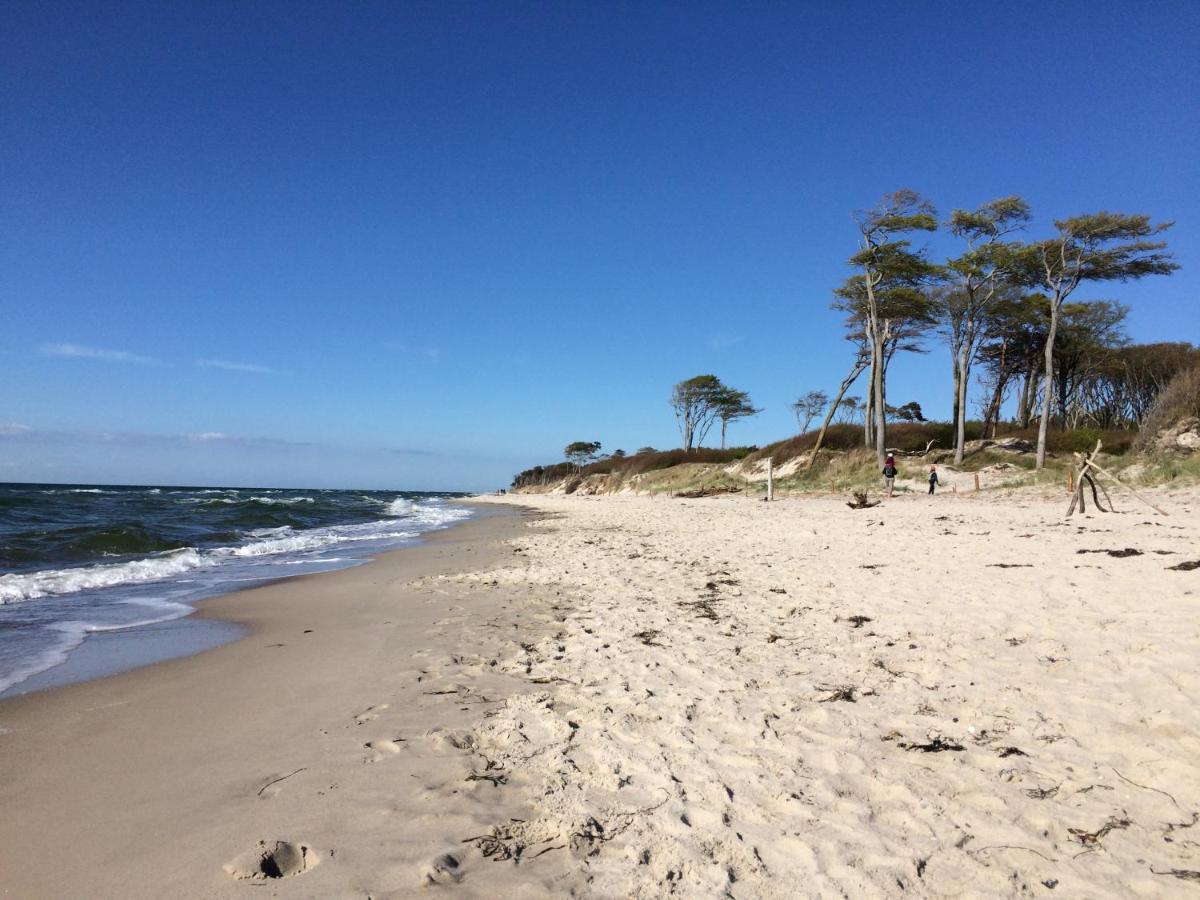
[
  {"left": 4, "top": 489, "right": 1197, "bottom": 896},
  {"left": 0, "top": 501, "right": 545, "bottom": 898},
  {"left": 0, "top": 500, "right": 487, "bottom": 701}
]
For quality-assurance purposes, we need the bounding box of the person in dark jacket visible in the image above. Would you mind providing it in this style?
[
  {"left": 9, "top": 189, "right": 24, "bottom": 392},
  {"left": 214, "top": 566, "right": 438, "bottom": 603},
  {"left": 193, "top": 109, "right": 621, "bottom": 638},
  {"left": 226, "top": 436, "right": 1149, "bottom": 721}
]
[
  {"left": 883, "top": 454, "right": 898, "bottom": 498},
  {"left": 928, "top": 465, "right": 940, "bottom": 495}
]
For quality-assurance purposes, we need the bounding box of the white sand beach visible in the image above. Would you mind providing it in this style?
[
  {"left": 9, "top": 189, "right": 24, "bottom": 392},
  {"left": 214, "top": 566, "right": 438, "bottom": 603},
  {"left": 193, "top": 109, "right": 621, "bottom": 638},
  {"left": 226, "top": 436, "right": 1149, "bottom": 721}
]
[
  {"left": 447, "top": 489, "right": 1200, "bottom": 896},
  {"left": 2, "top": 490, "right": 1198, "bottom": 897}
]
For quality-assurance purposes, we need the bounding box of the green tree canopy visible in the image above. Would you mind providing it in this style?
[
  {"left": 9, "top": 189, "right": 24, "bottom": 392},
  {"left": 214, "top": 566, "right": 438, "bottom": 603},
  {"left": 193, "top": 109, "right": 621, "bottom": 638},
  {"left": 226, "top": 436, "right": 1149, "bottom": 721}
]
[
  {"left": 563, "top": 441, "right": 602, "bottom": 469},
  {"left": 670, "top": 375, "right": 727, "bottom": 450}
]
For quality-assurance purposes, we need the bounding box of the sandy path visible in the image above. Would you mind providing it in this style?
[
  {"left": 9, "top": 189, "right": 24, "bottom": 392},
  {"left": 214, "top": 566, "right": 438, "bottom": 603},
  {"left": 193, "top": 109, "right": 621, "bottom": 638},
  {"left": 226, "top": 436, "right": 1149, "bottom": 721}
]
[{"left": 439, "top": 490, "right": 1200, "bottom": 897}]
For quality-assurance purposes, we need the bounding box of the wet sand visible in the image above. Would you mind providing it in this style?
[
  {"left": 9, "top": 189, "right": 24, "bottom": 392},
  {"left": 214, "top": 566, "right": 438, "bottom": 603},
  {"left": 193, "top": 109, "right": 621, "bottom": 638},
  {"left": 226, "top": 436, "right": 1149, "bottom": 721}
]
[{"left": 0, "top": 504, "right": 562, "bottom": 898}]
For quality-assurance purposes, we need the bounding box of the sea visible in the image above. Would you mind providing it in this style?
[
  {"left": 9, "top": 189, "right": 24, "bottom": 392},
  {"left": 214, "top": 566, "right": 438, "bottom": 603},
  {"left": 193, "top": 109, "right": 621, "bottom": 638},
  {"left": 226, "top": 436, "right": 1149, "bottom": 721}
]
[{"left": 0, "top": 483, "right": 472, "bottom": 697}]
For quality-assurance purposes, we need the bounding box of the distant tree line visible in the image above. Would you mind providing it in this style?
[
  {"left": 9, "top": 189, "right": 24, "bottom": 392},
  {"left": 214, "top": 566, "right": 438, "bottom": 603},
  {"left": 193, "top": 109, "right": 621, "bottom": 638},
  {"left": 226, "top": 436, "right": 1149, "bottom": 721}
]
[
  {"left": 797, "top": 191, "right": 1177, "bottom": 469},
  {"left": 511, "top": 191, "right": 1182, "bottom": 488}
]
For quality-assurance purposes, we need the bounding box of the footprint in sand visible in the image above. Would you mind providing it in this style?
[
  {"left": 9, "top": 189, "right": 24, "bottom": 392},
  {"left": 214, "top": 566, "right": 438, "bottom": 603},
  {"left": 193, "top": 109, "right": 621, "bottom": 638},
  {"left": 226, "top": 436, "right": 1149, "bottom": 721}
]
[
  {"left": 363, "top": 738, "right": 406, "bottom": 763},
  {"left": 353, "top": 704, "right": 389, "bottom": 725},
  {"left": 223, "top": 840, "right": 319, "bottom": 880},
  {"left": 423, "top": 852, "right": 463, "bottom": 885},
  {"left": 425, "top": 727, "right": 477, "bottom": 751}
]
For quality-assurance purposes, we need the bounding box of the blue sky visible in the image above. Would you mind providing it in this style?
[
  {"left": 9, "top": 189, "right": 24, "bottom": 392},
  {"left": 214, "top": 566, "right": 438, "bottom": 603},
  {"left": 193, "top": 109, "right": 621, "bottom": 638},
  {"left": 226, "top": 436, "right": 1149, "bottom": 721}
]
[{"left": 2, "top": 1, "right": 1198, "bottom": 490}]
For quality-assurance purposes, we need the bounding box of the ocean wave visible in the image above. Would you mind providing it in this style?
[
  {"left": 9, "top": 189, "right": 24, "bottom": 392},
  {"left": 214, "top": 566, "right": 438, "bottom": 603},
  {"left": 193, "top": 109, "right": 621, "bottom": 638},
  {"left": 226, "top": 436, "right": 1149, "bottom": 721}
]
[
  {"left": 214, "top": 520, "right": 420, "bottom": 558},
  {"left": 384, "top": 498, "right": 415, "bottom": 516},
  {"left": 0, "top": 549, "right": 207, "bottom": 604},
  {"left": 0, "top": 501, "right": 470, "bottom": 605},
  {"left": 246, "top": 526, "right": 294, "bottom": 538}
]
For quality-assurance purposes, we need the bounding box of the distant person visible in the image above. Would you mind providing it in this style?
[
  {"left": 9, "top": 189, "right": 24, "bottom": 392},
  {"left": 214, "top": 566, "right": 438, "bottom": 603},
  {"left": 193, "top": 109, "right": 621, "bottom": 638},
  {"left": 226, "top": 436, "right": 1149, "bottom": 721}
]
[
  {"left": 928, "top": 465, "right": 940, "bottom": 495},
  {"left": 882, "top": 454, "right": 897, "bottom": 498}
]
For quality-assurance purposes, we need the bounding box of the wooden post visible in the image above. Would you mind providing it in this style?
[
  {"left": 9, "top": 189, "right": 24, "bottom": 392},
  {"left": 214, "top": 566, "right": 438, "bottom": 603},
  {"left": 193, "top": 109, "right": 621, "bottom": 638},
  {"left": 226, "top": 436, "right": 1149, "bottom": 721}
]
[
  {"left": 1068, "top": 470, "right": 1074, "bottom": 494},
  {"left": 766, "top": 458, "right": 775, "bottom": 502},
  {"left": 974, "top": 472, "right": 980, "bottom": 492}
]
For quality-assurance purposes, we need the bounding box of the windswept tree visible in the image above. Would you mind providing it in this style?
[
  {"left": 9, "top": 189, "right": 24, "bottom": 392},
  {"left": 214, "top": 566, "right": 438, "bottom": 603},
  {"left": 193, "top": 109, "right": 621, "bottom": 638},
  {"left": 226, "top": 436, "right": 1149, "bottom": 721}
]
[
  {"left": 836, "top": 395, "right": 864, "bottom": 424},
  {"left": 942, "top": 196, "right": 1031, "bottom": 463},
  {"left": 670, "top": 375, "right": 726, "bottom": 451},
  {"left": 1050, "top": 300, "right": 1128, "bottom": 428},
  {"left": 563, "top": 440, "right": 601, "bottom": 471},
  {"left": 805, "top": 339, "right": 870, "bottom": 470},
  {"left": 838, "top": 283, "right": 935, "bottom": 447},
  {"left": 975, "top": 292, "right": 1047, "bottom": 433},
  {"left": 791, "top": 390, "right": 828, "bottom": 434},
  {"left": 838, "top": 190, "right": 941, "bottom": 466},
  {"left": 888, "top": 401, "right": 926, "bottom": 422},
  {"left": 1017, "top": 213, "right": 1177, "bottom": 467},
  {"left": 714, "top": 388, "right": 760, "bottom": 449}
]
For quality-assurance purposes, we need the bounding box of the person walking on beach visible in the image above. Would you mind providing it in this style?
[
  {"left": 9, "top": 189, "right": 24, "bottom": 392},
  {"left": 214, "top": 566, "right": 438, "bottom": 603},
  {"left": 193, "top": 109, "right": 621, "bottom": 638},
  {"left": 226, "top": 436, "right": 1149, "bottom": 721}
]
[
  {"left": 883, "top": 453, "right": 898, "bottom": 498},
  {"left": 928, "top": 465, "right": 940, "bottom": 495}
]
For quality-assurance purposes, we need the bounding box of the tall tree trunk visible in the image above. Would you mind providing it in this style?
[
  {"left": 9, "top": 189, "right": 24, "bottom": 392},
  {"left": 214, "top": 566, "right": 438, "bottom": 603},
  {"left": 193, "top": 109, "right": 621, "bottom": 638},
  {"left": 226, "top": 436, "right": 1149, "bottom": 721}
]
[
  {"left": 951, "top": 361, "right": 961, "bottom": 448},
  {"left": 1035, "top": 304, "right": 1060, "bottom": 469},
  {"left": 1018, "top": 367, "right": 1038, "bottom": 428},
  {"left": 953, "top": 331, "right": 973, "bottom": 464},
  {"left": 873, "top": 326, "right": 887, "bottom": 467},
  {"left": 863, "top": 386, "right": 874, "bottom": 446},
  {"left": 806, "top": 357, "right": 867, "bottom": 471},
  {"left": 983, "top": 338, "right": 1009, "bottom": 438},
  {"left": 720, "top": 419, "right": 727, "bottom": 450}
]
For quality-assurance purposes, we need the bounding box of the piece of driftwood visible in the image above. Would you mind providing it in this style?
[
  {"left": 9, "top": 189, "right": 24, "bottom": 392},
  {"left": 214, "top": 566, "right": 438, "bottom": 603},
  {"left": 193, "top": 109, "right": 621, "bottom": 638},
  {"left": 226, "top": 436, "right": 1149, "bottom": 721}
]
[
  {"left": 675, "top": 487, "right": 742, "bottom": 499},
  {"left": 1067, "top": 441, "right": 1107, "bottom": 516},
  {"left": 1081, "top": 456, "right": 1168, "bottom": 517},
  {"left": 847, "top": 491, "right": 880, "bottom": 510},
  {"left": 1066, "top": 439, "right": 1168, "bottom": 517}
]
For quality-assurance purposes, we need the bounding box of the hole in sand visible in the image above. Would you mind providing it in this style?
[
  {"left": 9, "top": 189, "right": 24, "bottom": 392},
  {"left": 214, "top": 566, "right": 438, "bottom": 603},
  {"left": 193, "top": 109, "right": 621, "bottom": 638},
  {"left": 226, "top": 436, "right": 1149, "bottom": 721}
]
[{"left": 223, "top": 840, "right": 319, "bottom": 880}]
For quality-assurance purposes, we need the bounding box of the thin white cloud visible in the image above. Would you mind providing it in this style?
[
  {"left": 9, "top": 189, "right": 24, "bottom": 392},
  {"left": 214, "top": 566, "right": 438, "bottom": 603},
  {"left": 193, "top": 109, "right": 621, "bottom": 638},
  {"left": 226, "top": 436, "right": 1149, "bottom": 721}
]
[
  {"left": 0, "top": 423, "right": 33, "bottom": 435},
  {"left": 709, "top": 333, "right": 745, "bottom": 350},
  {"left": 190, "top": 432, "right": 229, "bottom": 441},
  {"left": 40, "top": 342, "right": 159, "bottom": 365},
  {"left": 385, "top": 342, "right": 441, "bottom": 362},
  {"left": 197, "top": 359, "right": 276, "bottom": 374}
]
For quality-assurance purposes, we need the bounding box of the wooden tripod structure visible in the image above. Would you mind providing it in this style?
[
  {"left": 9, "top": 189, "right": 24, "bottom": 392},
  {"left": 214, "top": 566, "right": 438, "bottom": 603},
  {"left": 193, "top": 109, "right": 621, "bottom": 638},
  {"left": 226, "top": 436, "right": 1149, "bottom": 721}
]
[{"left": 1066, "top": 440, "right": 1169, "bottom": 518}]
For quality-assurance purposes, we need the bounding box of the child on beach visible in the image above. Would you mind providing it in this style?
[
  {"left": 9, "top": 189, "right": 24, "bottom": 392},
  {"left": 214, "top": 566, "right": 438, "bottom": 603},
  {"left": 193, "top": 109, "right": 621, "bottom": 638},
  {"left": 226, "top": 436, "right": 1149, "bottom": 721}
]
[
  {"left": 928, "top": 465, "right": 939, "bottom": 495},
  {"left": 883, "top": 454, "right": 897, "bottom": 498}
]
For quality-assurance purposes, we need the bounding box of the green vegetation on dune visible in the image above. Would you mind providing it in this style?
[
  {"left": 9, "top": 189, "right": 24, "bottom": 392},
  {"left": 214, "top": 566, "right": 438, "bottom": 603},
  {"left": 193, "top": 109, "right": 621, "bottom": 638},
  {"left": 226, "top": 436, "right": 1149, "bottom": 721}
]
[{"left": 509, "top": 189, "right": 1193, "bottom": 497}]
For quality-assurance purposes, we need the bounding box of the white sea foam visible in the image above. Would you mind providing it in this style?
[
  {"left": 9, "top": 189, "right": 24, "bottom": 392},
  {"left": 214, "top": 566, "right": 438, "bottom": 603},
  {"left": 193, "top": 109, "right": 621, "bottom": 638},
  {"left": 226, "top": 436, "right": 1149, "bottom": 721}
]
[
  {"left": 0, "top": 628, "right": 87, "bottom": 694},
  {"left": 246, "top": 526, "right": 294, "bottom": 538},
  {"left": 248, "top": 495, "right": 314, "bottom": 504},
  {"left": 215, "top": 521, "right": 420, "bottom": 558},
  {"left": 0, "top": 549, "right": 207, "bottom": 604},
  {"left": 0, "top": 502, "right": 470, "bottom": 605},
  {"left": 384, "top": 498, "right": 415, "bottom": 516}
]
